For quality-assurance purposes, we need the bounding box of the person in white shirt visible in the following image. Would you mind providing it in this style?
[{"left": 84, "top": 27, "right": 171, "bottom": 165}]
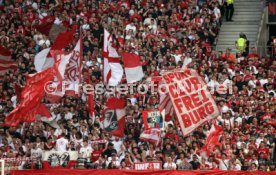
[
  {"left": 125, "top": 22, "right": 136, "bottom": 34},
  {"left": 64, "top": 107, "right": 73, "bottom": 120},
  {"left": 208, "top": 75, "right": 220, "bottom": 93},
  {"left": 256, "top": 133, "right": 265, "bottom": 147},
  {"left": 176, "top": 153, "right": 193, "bottom": 170},
  {"left": 50, "top": 108, "right": 61, "bottom": 121},
  {"left": 237, "top": 52, "right": 245, "bottom": 63},
  {"left": 218, "top": 112, "right": 234, "bottom": 130},
  {"left": 54, "top": 16, "right": 63, "bottom": 25},
  {"left": 163, "top": 156, "right": 177, "bottom": 170},
  {"left": 213, "top": 3, "right": 221, "bottom": 21},
  {"left": 248, "top": 75, "right": 258, "bottom": 88},
  {"left": 230, "top": 160, "right": 241, "bottom": 170},
  {"left": 247, "top": 59, "right": 258, "bottom": 75},
  {"left": 79, "top": 140, "right": 93, "bottom": 159},
  {"left": 218, "top": 153, "right": 230, "bottom": 170},
  {"left": 30, "top": 143, "right": 43, "bottom": 160},
  {"left": 54, "top": 123, "right": 67, "bottom": 138},
  {"left": 55, "top": 133, "right": 68, "bottom": 151},
  {"left": 144, "top": 17, "right": 157, "bottom": 27},
  {"left": 112, "top": 137, "right": 123, "bottom": 154},
  {"left": 106, "top": 153, "right": 120, "bottom": 169},
  {"left": 259, "top": 78, "right": 268, "bottom": 87}
]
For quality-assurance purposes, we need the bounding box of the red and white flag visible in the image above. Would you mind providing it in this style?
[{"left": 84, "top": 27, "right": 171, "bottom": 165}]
[
  {"left": 0, "top": 45, "right": 17, "bottom": 77},
  {"left": 162, "top": 69, "right": 220, "bottom": 136},
  {"left": 35, "top": 16, "right": 67, "bottom": 41},
  {"left": 140, "top": 128, "right": 161, "bottom": 145},
  {"left": 103, "top": 29, "right": 123, "bottom": 86},
  {"left": 121, "top": 51, "right": 144, "bottom": 83},
  {"left": 103, "top": 97, "right": 126, "bottom": 137},
  {"left": 158, "top": 79, "right": 175, "bottom": 121},
  {"left": 4, "top": 61, "right": 60, "bottom": 127},
  {"left": 201, "top": 123, "right": 223, "bottom": 156},
  {"left": 45, "top": 36, "right": 82, "bottom": 102},
  {"left": 35, "top": 16, "right": 55, "bottom": 36},
  {"left": 44, "top": 50, "right": 73, "bottom": 102},
  {"left": 159, "top": 94, "right": 174, "bottom": 121},
  {"left": 34, "top": 25, "right": 77, "bottom": 72},
  {"left": 62, "top": 37, "right": 82, "bottom": 96}
]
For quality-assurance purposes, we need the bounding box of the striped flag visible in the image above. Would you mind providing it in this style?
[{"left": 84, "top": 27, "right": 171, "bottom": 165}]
[
  {"left": 158, "top": 79, "right": 175, "bottom": 121},
  {"left": 121, "top": 51, "right": 144, "bottom": 83},
  {"left": 0, "top": 45, "right": 17, "bottom": 78}
]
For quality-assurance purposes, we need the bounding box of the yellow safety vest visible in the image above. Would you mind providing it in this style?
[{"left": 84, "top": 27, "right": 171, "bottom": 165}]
[
  {"left": 237, "top": 38, "right": 246, "bottom": 51},
  {"left": 226, "top": 0, "right": 234, "bottom": 4}
]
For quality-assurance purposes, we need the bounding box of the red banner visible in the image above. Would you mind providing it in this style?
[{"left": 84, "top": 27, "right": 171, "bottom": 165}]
[
  {"left": 162, "top": 69, "right": 219, "bottom": 136},
  {"left": 10, "top": 170, "right": 276, "bottom": 175},
  {"left": 134, "top": 162, "right": 162, "bottom": 170}
]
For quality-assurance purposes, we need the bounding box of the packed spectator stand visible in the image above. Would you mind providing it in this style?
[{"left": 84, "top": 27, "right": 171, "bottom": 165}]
[{"left": 0, "top": 0, "right": 275, "bottom": 173}]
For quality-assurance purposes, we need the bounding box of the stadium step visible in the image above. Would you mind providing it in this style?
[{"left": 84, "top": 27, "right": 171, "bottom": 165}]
[{"left": 216, "top": 0, "right": 264, "bottom": 53}]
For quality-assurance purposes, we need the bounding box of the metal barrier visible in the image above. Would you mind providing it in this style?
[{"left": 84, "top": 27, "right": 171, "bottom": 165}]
[
  {"left": 256, "top": 4, "right": 268, "bottom": 56},
  {"left": 0, "top": 159, "right": 4, "bottom": 175},
  {"left": 205, "top": 45, "right": 274, "bottom": 57},
  {"left": 0, "top": 158, "right": 38, "bottom": 175}
]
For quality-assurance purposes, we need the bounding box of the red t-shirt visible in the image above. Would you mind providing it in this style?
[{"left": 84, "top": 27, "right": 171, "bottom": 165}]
[
  {"left": 91, "top": 150, "right": 103, "bottom": 162},
  {"left": 248, "top": 54, "right": 260, "bottom": 60},
  {"left": 165, "top": 132, "right": 179, "bottom": 143},
  {"left": 257, "top": 147, "right": 269, "bottom": 158}
]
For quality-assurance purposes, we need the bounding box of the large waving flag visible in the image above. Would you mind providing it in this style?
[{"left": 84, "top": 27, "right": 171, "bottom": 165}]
[
  {"left": 0, "top": 45, "right": 17, "bottom": 78},
  {"left": 46, "top": 47, "right": 79, "bottom": 103},
  {"left": 201, "top": 122, "right": 224, "bottom": 156},
  {"left": 103, "top": 98, "right": 126, "bottom": 137},
  {"left": 4, "top": 60, "right": 60, "bottom": 127},
  {"left": 63, "top": 37, "right": 82, "bottom": 96},
  {"left": 121, "top": 51, "right": 144, "bottom": 83},
  {"left": 162, "top": 69, "right": 220, "bottom": 136},
  {"left": 45, "top": 36, "right": 83, "bottom": 102},
  {"left": 34, "top": 25, "right": 77, "bottom": 72},
  {"left": 103, "top": 29, "right": 123, "bottom": 86}
]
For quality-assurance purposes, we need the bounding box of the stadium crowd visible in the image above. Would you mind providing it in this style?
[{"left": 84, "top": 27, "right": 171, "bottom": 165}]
[{"left": 0, "top": 0, "right": 276, "bottom": 172}]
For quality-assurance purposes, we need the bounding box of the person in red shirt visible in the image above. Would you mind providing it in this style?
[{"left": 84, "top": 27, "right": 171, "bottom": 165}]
[
  {"left": 222, "top": 48, "right": 236, "bottom": 69},
  {"left": 247, "top": 139, "right": 258, "bottom": 151},
  {"left": 257, "top": 142, "right": 269, "bottom": 159},
  {"left": 164, "top": 124, "right": 180, "bottom": 143},
  {"left": 247, "top": 47, "right": 260, "bottom": 60},
  {"left": 91, "top": 143, "right": 103, "bottom": 163},
  {"left": 124, "top": 153, "right": 133, "bottom": 169}
]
